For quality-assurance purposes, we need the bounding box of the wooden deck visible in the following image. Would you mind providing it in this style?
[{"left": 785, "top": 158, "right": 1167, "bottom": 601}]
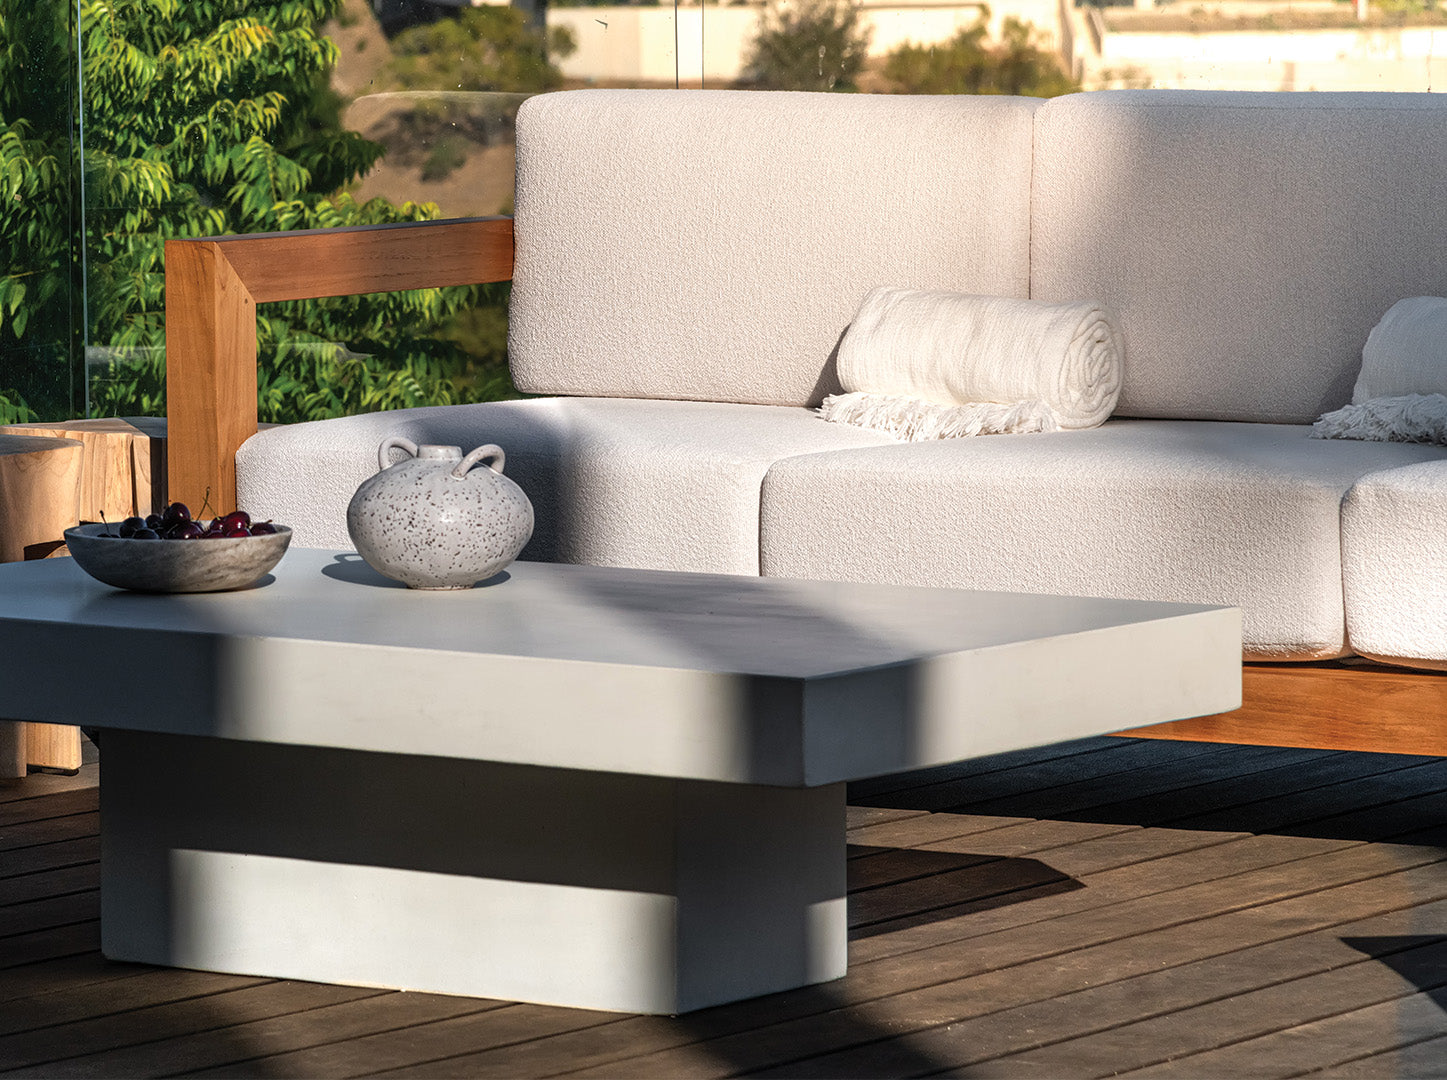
[{"left": 3, "top": 735, "right": 1446, "bottom": 1078}]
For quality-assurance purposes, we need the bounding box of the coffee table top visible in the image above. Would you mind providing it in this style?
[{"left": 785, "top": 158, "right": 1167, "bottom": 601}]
[{"left": 0, "top": 549, "right": 1240, "bottom": 785}]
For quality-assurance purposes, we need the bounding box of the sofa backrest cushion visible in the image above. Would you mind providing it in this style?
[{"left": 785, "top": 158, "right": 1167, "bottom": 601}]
[
  {"left": 1032, "top": 90, "right": 1447, "bottom": 424},
  {"left": 510, "top": 89, "right": 1040, "bottom": 407}
]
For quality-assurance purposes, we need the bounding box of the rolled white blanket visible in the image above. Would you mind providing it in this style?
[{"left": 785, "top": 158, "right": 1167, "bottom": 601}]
[{"left": 821, "top": 288, "right": 1124, "bottom": 440}]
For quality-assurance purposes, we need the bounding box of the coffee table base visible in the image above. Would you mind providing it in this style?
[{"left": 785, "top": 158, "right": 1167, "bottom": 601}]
[{"left": 100, "top": 732, "right": 847, "bottom": 1015}]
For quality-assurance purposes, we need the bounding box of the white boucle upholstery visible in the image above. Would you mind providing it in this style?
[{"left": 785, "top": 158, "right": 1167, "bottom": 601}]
[
  {"left": 759, "top": 420, "right": 1447, "bottom": 659},
  {"left": 510, "top": 89, "right": 1040, "bottom": 407},
  {"left": 1342, "top": 460, "right": 1447, "bottom": 670},
  {"left": 1032, "top": 91, "right": 1447, "bottom": 424},
  {"left": 236, "top": 398, "right": 895, "bottom": 574}
]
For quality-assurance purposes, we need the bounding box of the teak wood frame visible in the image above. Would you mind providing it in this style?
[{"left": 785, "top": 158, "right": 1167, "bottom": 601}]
[
  {"left": 163, "top": 217, "right": 1447, "bottom": 757},
  {"left": 164, "top": 217, "right": 514, "bottom": 517}
]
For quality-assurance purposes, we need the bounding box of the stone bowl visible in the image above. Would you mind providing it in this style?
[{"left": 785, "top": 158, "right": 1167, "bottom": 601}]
[{"left": 63, "top": 522, "right": 293, "bottom": 593}]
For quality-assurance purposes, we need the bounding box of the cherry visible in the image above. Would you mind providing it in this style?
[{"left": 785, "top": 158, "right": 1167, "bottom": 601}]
[
  {"left": 161, "top": 502, "right": 192, "bottom": 529},
  {"left": 119, "top": 503, "right": 277, "bottom": 540}
]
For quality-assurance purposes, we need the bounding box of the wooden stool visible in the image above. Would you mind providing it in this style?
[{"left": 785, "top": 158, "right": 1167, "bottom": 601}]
[
  {"left": 0, "top": 416, "right": 168, "bottom": 521},
  {"left": 0, "top": 434, "right": 86, "bottom": 778}
]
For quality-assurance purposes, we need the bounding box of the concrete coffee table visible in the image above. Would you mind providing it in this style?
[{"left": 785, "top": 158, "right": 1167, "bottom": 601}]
[{"left": 0, "top": 550, "right": 1240, "bottom": 1013}]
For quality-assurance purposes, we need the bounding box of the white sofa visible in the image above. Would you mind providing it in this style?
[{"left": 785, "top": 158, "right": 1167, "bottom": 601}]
[{"left": 228, "top": 89, "right": 1447, "bottom": 687}]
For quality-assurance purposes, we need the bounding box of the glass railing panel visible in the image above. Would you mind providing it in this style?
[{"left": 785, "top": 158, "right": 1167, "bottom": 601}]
[
  {"left": 0, "top": 1, "right": 79, "bottom": 423},
  {"left": 73, "top": 0, "right": 665, "bottom": 434}
]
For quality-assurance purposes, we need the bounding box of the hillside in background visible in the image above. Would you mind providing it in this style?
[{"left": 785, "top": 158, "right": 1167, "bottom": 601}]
[{"left": 324, "top": 0, "right": 519, "bottom": 218}]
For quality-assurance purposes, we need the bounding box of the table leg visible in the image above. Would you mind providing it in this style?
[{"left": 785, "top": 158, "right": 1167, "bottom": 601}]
[
  {"left": 100, "top": 730, "right": 847, "bottom": 1014},
  {"left": 0, "top": 721, "right": 24, "bottom": 779}
]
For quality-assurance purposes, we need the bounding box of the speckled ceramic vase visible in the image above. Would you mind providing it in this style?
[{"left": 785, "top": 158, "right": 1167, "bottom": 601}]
[{"left": 346, "top": 437, "right": 534, "bottom": 590}]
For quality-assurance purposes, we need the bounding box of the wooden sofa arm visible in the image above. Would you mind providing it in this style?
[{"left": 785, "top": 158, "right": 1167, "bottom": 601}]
[{"left": 164, "top": 216, "right": 514, "bottom": 513}]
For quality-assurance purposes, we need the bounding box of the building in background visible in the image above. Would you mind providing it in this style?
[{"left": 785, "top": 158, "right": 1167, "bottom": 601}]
[{"left": 548, "top": 0, "right": 1447, "bottom": 92}]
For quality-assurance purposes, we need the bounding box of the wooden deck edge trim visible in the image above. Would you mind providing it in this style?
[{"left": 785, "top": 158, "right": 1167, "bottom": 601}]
[
  {"left": 165, "top": 217, "right": 514, "bottom": 511},
  {"left": 1118, "top": 661, "right": 1447, "bottom": 756}
]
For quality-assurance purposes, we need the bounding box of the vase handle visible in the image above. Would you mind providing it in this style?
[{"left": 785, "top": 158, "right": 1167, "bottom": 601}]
[
  {"left": 453, "top": 444, "right": 505, "bottom": 479},
  {"left": 378, "top": 436, "right": 418, "bottom": 472}
]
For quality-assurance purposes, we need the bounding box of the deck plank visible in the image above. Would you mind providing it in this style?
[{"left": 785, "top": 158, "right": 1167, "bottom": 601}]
[
  {"left": 0, "top": 789, "right": 97, "bottom": 828},
  {"left": 1070, "top": 751, "right": 1440, "bottom": 828},
  {"left": 1311, "top": 1032, "right": 1447, "bottom": 1078},
  {"left": 183, "top": 1003, "right": 622, "bottom": 1080},
  {"left": 848, "top": 854, "right": 1078, "bottom": 930},
  {"left": 0, "top": 890, "right": 98, "bottom": 938},
  {"left": 842, "top": 805, "right": 928, "bottom": 831},
  {"left": 1289, "top": 786, "right": 1447, "bottom": 846},
  {"left": 944, "top": 745, "right": 1337, "bottom": 819},
  {"left": 0, "top": 813, "right": 99, "bottom": 854},
  {"left": 848, "top": 739, "right": 1233, "bottom": 812},
  {"left": 0, "top": 920, "right": 99, "bottom": 969},
  {"left": 912, "top": 821, "right": 1237, "bottom": 875},
  {"left": 848, "top": 829, "right": 1359, "bottom": 963},
  {"left": 0, "top": 954, "right": 156, "bottom": 1007},
  {"left": 0, "top": 981, "right": 390, "bottom": 1075},
  {"left": 0, "top": 863, "right": 97, "bottom": 908},
  {"left": 845, "top": 847, "right": 995, "bottom": 892},
  {"left": 0, "top": 969, "right": 273, "bottom": 1039},
  {"left": 845, "top": 737, "right": 1125, "bottom": 801},
  {"left": 916, "top": 938, "right": 1447, "bottom": 1079},
  {"left": 1114, "top": 984, "right": 1447, "bottom": 1078},
  {"left": 844, "top": 812, "right": 1034, "bottom": 849},
  {"left": 13, "top": 994, "right": 513, "bottom": 1079},
  {"left": 1166, "top": 760, "right": 1447, "bottom": 837},
  {"left": 0, "top": 764, "right": 99, "bottom": 805},
  {"left": 0, "top": 836, "right": 101, "bottom": 879}
]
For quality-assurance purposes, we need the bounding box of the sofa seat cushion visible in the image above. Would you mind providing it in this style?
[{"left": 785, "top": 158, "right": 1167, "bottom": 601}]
[
  {"left": 236, "top": 398, "right": 896, "bottom": 574},
  {"left": 1342, "top": 460, "right": 1447, "bottom": 670},
  {"left": 759, "top": 420, "right": 1447, "bottom": 660}
]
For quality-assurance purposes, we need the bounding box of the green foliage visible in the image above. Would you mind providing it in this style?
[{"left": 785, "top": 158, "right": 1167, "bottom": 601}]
[
  {"left": 0, "top": 388, "right": 37, "bottom": 424},
  {"left": 387, "top": 7, "right": 576, "bottom": 94},
  {"left": 1, "top": 0, "right": 521, "bottom": 425},
  {"left": 433, "top": 285, "right": 514, "bottom": 400},
  {"left": 1376, "top": 0, "right": 1441, "bottom": 13},
  {"left": 883, "top": 16, "right": 1080, "bottom": 97},
  {"left": 742, "top": 0, "right": 871, "bottom": 92},
  {"left": 0, "top": 2, "right": 79, "bottom": 418}
]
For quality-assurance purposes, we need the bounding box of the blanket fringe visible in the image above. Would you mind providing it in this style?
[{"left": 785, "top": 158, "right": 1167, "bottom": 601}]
[
  {"left": 1311, "top": 393, "right": 1447, "bottom": 445},
  {"left": 819, "top": 392, "right": 1060, "bottom": 441}
]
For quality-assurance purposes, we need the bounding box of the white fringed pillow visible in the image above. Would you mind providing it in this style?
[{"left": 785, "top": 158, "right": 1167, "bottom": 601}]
[
  {"left": 1314, "top": 298, "right": 1447, "bottom": 445},
  {"left": 819, "top": 288, "right": 1123, "bottom": 441}
]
